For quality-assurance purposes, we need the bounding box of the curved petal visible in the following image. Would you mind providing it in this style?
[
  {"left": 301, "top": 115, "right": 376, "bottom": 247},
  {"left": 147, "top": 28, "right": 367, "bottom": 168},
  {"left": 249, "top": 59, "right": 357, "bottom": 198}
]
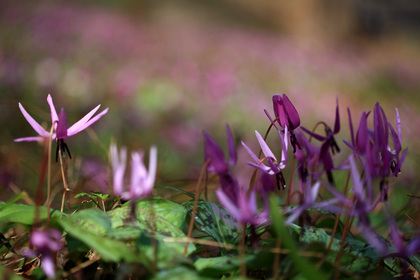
[
  {"left": 14, "top": 136, "right": 47, "bottom": 142},
  {"left": 47, "top": 94, "right": 59, "bottom": 124},
  {"left": 255, "top": 130, "right": 277, "bottom": 161},
  {"left": 282, "top": 94, "right": 300, "bottom": 129},
  {"left": 241, "top": 141, "right": 261, "bottom": 164},
  {"left": 67, "top": 107, "right": 109, "bottom": 136},
  {"left": 66, "top": 105, "right": 100, "bottom": 136},
  {"left": 18, "top": 103, "right": 50, "bottom": 138},
  {"left": 145, "top": 146, "right": 158, "bottom": 194},
  {"left": 110, "top": 144, "right": 127, "bottom": 196}
]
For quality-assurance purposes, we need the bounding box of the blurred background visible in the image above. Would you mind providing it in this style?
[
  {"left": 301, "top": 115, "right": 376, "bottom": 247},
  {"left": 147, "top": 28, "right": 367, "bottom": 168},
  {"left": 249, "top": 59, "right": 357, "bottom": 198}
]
[{"left": 1, "top": 0, "right": 420, "bottom": 211}]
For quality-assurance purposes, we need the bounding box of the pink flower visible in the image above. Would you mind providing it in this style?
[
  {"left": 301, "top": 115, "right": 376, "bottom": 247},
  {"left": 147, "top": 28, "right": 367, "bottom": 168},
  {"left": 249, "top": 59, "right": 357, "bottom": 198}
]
[
  {"left": 110, "top": 144, "right": 157, "bottom": 201},
  {"left": 15, "top": 94, "right": 109, "bottom": 143}
]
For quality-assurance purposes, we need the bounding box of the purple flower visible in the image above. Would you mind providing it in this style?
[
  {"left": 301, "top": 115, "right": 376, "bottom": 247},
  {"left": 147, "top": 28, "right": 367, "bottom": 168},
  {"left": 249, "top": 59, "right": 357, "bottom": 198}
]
[
  {"left": 110, "top": 144, "right": 157, "bottom": 201},
  {"left": 272, "top": 94, "right": 300, "bottom": 131},
  {"left": 266, "top": 94, "right": 301, "bottom": 152},
  {"left": 203, "top": 124, "right": 237, "bottom": 175},
  {"left": 285, "top": 181, "right": 341, "bottom": 226},
  {"left": 242, "top": 128, "right": 288, "bottom": 189},
  {"left": 216, "top": 187, "right": 268, "bottom": 227},
  {"left": 388, "top": 219, "right": 420, "bottom": 258},
  {"left": 344, "top": 104, "right": 407, "bottom": 201},
  {"left": 301, "top": 99, "right": 340, "bottom": 184},
  {"left": 203, "top": 125, "right": 240, "bottom": 203},
  {"left": 294, "top": 130, "right": 319, "bottom": 188},
  {"left": 26, "top": 228, "right": 62, "bottom": 279}
]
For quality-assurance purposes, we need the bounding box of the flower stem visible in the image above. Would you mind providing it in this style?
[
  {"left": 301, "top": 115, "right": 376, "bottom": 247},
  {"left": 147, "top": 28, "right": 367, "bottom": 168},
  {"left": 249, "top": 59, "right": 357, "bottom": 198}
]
[
  {"left": 58, "top": 148, "right": 71, "bottom": 213},
  {"left": 46, "top": 124, "right": 55, "bottom": 221},
  {"left": 183, "top": 159, "right": 210, "bottom": 257}
]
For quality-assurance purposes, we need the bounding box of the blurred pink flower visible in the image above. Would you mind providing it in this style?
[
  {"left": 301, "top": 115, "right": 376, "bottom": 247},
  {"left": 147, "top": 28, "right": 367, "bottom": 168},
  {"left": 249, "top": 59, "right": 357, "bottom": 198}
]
[{"left": 110, "top": 143, "right": 157, "bottom": 201}]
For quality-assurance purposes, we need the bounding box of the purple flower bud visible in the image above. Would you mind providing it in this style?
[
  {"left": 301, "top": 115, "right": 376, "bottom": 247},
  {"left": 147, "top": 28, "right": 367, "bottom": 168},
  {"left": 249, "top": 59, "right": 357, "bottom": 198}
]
[{"left": 272, "top": 94, "right": 300, "bottom": 131}]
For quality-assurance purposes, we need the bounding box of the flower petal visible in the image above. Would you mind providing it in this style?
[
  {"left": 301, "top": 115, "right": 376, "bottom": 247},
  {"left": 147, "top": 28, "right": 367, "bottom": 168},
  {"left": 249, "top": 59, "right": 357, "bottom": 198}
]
[
  {"left": 255, "top": 130, "right": 277, "bottom": 161},
  {"left": 14, "top": 136, "right": 46, "bottom": 142},
  {"left": 47, "top": 94, "right": 59, "bottom": 125},
  {"left": 18, "top": 103, "right": 50, "bottom": 138},
  {"left": 67, "top": 105, "right": 105, "bottom": 136},
  {"left": 282, "top": 94, "right": 300, "bottom": 129}
]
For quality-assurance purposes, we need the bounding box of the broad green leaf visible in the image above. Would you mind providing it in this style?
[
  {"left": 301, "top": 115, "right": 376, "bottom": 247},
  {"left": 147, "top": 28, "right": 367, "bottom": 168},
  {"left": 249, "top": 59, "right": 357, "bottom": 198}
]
[
  {"left": 183, "top": 200, "right": 238, "bottom": 245},
  {"left": 135, "top": 197, "right": 187, "bottom": 229},
  {"left": 136, "top": 232, "right": 192, "bottom": 270},
  {"left": 59, "top": 216, "right": 142, "bottom": 263},
  {"left": 107, "top": 201, "right": 195, "bottom": 255},
  {"left": 194, "top": 254, "right": 256, "bottom": 277},
  {"left": 0, "top": 203, "right": 62, "bottom": 225},
  {"left": 69, "top": 208, "right": 112, "bottom": 235}
]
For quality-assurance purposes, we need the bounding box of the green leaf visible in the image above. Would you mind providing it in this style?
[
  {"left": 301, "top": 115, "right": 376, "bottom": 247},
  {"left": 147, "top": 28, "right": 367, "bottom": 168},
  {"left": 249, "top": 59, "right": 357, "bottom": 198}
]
[
  {"left": 135, "top": 197, "right": 187, "bottom": 229},
  {"left": 107, "top": 200, "right": 195, "bottom": 255},
  {"left": 194, "top": 254, "right": 256, "bottom": 277},
  {"left": 69, "top": 208, "right": 112, "bottom": 235},
  {"left": 59, "top": 215, "right": 142, "bottom": 263},
  {"left": 0, "top": 203, "right": 62, "bottom": 225},
  {"left": 90, "top": 191, "right": 110, "bottom": 200},
  {"left": 183, "top": 200, "right": 238, "bottom": 245}
]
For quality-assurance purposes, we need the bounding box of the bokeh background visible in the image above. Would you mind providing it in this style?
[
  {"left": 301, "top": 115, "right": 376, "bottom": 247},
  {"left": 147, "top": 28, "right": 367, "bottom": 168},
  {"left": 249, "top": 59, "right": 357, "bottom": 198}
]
[{"left": 1, "top": 0, "right": 420, "bottom": 211}]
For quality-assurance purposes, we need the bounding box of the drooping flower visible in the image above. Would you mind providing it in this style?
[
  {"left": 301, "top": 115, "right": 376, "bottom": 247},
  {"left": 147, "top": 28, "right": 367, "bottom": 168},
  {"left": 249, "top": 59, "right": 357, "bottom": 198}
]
[
  {"left": 203, "top": 125, "right": 240, "bottom": 203},
  {"left": 272, "top": 94, "right": 300, "bottom": 132},
  {"left": 110, "top": 144, "right": 157, "bottom": 201},
  {"left": 285, "top": 181, "right": 342, "bottom": 226},
  {"left": 26, "top": 228, "right": 62, "bottom": 279},
  {"left": 216, "top": 186, "right": 268, "bottom": 227},
  {"left": 294, "top": 130, "right": 319, "bottom": 189},
  {"left": 15, "top": 94, "right": 109, "bottom": 143},
  {"left": 203, "top": 124, "right": 237, "bottom": 175},
  {"left": 265, "top": 94, "right": 301, "bottom": 152},
  {"left": 242, "top": 128, "right": 288, "bottom": 189},
  {"left": 301, "top": 99, "right": 340, "bottom": 184}
]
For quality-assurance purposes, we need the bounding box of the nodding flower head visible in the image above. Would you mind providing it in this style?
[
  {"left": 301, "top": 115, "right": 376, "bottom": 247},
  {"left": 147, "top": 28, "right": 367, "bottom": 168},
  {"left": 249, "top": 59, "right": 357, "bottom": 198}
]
[
  {"left": 242, "top": 128, "right": 288, "bottom": 189},
  {"left": 266, "top": 94, "right": 301, "bottom": 152},
  {"left": 15, "top": 94, "right": 109, "bottom": 161},
  {"left": 203, "top": 124, "right": 237, "bottom": 175},
  {"left": 301, "top": 98, "right": 340, "bottom": 185},
  {"left": 110, "top": 143, "right": 157, "bottom": 201},
  {"left": 272, "top": 94, "right": 300, "bottom": 131}
]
